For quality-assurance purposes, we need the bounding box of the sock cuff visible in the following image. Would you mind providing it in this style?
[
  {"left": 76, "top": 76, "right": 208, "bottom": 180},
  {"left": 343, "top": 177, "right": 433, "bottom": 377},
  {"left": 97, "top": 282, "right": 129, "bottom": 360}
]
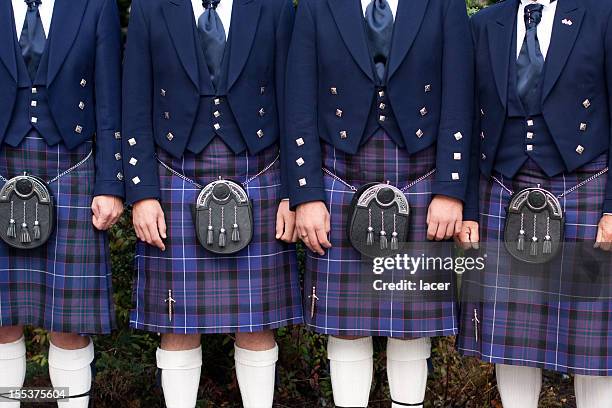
[
  {"left": 328, "top": 336, "right": 373, "bottom": 362},
  {"left": 156, "top": 346, "right": 203, "bottom": 370},
  {"left": 48, "top": 338, "right": 94, "bottom": 371},
  {"left": 0, "top": 336, "right": 26, "bottom": 360},
  {"left": 234, "top": 343, "right": 279, "bottom": 367},
  {"left": 386, "top": 337, "right": 431, "bottom": 362}
]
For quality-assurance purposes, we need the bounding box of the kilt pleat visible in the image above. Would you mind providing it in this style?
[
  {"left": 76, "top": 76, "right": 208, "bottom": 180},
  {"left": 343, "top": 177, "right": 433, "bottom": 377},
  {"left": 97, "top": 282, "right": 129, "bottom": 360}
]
[
  {"left": 304, "top": 132, "right": 458, "bottom": 338},
  {"left": 130, "top": 138, "right": 302, "bottom": 334},
  {"left": 0, "top": 131, "right": 115, "bottom": 334},
  {"left": 457, "top": 156, "right": 612, "bottom": 376}
]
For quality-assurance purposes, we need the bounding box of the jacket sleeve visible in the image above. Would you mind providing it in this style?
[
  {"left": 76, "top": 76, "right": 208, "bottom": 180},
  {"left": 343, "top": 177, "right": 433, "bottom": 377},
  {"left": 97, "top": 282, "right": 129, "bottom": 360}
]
[
  {"left": 276, "top": 0, "right": 295, "bottom": 200},
  {"left": 92, "top": 0, "right": 124, "bottom": 198},
  {"left": 430, "top": 0, "right": 475, "bottom": 203},
  {"left": 604, "top": 8, "right": 612, "bottom": 214},
  {"left": 284, "top": 0, "right": 326, "bottom": 209},
  {"left": 121, "top": 0, "right": 160, "bottom": 205},
  {"left": 464, "top": 18, "right": 481, "bottom": 222}
]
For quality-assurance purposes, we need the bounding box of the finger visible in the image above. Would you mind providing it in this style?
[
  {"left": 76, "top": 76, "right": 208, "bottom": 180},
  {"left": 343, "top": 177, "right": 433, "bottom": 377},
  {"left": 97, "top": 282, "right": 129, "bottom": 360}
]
[
  {"left": 435, "top": 221, "right": 447, "bottom": 241},
  {"left": 427, "top": 220, "right": 438, "bottom": 241},
  {"left": 454, "top": 220, "right": 463, "bottom": 236},
  {"left": 158, "top": 212, "right": 167, "bottom": 239},
  {"left": 594, "top": 227, "right": 604, "bottom": 249},
  {"left": 307, "top": 228, "right": 324, "bottom": 255},
  {"left": 301, "top": 234, "right": 314, "bottom": 253},
  {"left": 275, "top": 212, "right": 284, "bottom": 240},
  {"left": 444, "top": 222, "right": 455, "bottom": 240},
  {"left": 134, "top": 224, "right": 143, "bottom": 241},
  {"left": 316, "top": 227, "right": 332, "bottom": 249},
  {"left": 469, "top": 226, "right": 480, "bottom": 249},
  {"left": 147, "top": 222, "right": 165, "bottom": 251},
  {"left": 291, "top": 228, "right": 299, "bottom": 243},
  {"left": 140, "top": 222, "right": 152, "bottom": 245},
  {"left": 91, "top": 200, "right": 100, "bottom": 217},
  {"left": 92, "top": 215, "right": 103, "bottom": 231}
]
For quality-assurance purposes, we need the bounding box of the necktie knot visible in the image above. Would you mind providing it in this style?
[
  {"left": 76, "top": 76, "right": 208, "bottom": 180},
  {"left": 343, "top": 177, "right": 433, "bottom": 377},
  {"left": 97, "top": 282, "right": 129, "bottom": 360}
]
[
  {"left": 203, "top": 0, "right": 220, "bottom": 10},
  {"left": 524, "top": 3, "right": 544, "bottom": 30},
  {"left": 24, "top": 0, "right": 42, "bottom": 11}
]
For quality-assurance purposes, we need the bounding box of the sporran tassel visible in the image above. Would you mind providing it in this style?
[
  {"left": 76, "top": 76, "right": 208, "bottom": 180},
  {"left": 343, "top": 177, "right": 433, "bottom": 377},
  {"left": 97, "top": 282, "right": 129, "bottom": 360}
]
[
  {"left": 391, "top": 232, "right": 399, "bottom": 250},
  {"left": 542, "top": 215, "right": 552, "bottom": 254},
  {"left": 33, "top": 203, "right": 40, "bottom": 240},
  {"left": 530, "top": 214, "right": 538, "bottom": 256},
  {"left": 517, "top": 230, "right": 525, "bottom": 251},
  {"left": 20, "top": 202, "right": 31, "bottom": 244},
  {"left": 231, "top": 206, "right": 240, "bottom": 242},
  {"left": 218, "top": 207, "right": 226, "bottom": 247},
  {"left": 390, "top": 214, "right": 398, "bottom": 250},
  {"left": 366, "top": 209, "right": 374, "bottom": 246},
  {"left": 33, "top": 221, "right": 41, "bottom": 240},
  {"left": 7, "top": 201, "right": 16, "bottom": 238},
  {"left": 206, "top": 208, "right": 214, "bottom": 245},
  {"left": 379, "top": 211, "right": 387, "bottom": 250}
]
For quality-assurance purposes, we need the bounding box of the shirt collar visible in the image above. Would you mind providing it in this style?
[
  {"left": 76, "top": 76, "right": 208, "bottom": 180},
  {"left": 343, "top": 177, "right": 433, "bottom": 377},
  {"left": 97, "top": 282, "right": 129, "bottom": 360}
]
[{"left": 519, "top": 0, "right": 556, "bottom": 6}]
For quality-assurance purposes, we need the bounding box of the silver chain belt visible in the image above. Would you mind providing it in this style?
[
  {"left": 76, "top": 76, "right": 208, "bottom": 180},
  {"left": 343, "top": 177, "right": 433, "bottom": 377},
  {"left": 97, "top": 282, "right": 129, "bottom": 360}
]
[
  {"left": 492, "top": 167, "right": 609, "bottom": 198},
  {"left": 157, "top": 154, "right": 280, "bottom": 190},
  {"left": 322, "top": 167, "right": 437, "bottom": 193},
  {"left": 0, "top": 150, "right": 93, "bottom": 185}
]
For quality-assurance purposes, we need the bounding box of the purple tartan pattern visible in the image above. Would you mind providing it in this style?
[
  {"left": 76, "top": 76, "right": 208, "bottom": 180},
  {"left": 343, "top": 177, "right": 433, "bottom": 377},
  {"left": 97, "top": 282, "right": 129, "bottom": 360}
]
[
  {"left": 130, "top": 139, "right": 302, "bottom": 334},
  {"left": 457, "top": 156, "right": 612, "bottom": 376},
  {"left": 304, "top": 132, "right": 458, "bottom": 338},
  {"left": 0, "top": 132, "right": 114, "bottom": 334}
]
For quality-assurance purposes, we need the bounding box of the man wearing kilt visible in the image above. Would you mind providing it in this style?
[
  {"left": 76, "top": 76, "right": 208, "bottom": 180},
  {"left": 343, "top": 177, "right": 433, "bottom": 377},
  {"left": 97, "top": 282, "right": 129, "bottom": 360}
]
[
  {"left": 285, "top": 0, "right": 473, "bottom": 406},
  {"left": 457, "top": 0, "right": 612, "bottom": 406},
  {"left": 122, "top": 0, "right": 301, "bottom": 406},
  {"left": 0, "top": 0, "right": 123, "bottom": 407}
]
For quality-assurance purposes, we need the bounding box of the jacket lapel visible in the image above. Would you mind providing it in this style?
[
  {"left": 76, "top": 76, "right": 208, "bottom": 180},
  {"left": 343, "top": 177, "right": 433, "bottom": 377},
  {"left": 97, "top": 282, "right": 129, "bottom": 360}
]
[
  {"left": 0, "top": 1, "right": 18, "bottom": 82},
  {"left": 327, "top": 0, "right": 374, "bottom": 82},
  {"left": 387, "top": 0, "right": 429, "bottom": 81},
  {"left": 46, "top": 0, "right": 89, "bottom": 85},
  {"left": 487, "top": 0, "right": 517, "bottom": 108},
  {"left": 541, "top": 0, "right": 584, "bottom": 102},
  {"left": 226, "top": 0, "right": 262, "bottom": 91},
  {"left": 162, "top": 0, "right": 199, "bottom": 89}
]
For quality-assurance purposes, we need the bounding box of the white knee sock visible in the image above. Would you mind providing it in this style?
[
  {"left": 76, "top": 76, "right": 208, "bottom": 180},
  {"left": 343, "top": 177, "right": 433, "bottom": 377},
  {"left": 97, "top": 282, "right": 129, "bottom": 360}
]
[
  {"left": 495, "top": 364, "right": 541, "bottom": 408},
  {"left": 575, "top": 375, "right": 612, "bottom": 408},
  {"left": 156, "top": 346, "right": 202, "bottom": 408},
  {"left": 327, "top": 336, "right": 373, "bottom": 408},
  {"left": 386, "top": 337, "right": 431, "bottom": 408},
  {"left": 0, "top": 336, "right": 26, "bottom": 408},
  {"left": 48, "top": 339, "right": 94, "bottom": 408},
  {"left": 234, "top": 343, "right": 278, "bottom": 408}
]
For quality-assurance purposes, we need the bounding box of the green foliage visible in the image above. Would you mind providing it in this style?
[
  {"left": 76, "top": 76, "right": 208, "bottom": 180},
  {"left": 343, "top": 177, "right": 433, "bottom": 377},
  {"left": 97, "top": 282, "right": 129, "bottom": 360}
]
[{"left": 21, "top": 1, "right": 576, "bottom": 406}]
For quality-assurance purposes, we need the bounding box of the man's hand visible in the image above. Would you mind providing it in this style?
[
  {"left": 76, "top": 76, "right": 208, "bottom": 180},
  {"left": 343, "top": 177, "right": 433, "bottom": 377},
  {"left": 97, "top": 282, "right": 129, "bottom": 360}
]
[
  {"left": 133, "top": 199, "right": 167, "bottom": 251},
  {"left": 295, "top": 201, "right": 331, "bottom": 255},
  {"left": 595, "top": 214, "right": 612, "bottom": 252},
  {"left": 427, "top": 195, "right": 463, "bottom": 241},
  {"left": 276, "top": 200, "right": 298, "bottom": 243},
  {"left": 455, "top": 221, "right": 480, "bottom": 250},
  {"left": 91, "top": 195, "right": 124, "bottom": 231}
]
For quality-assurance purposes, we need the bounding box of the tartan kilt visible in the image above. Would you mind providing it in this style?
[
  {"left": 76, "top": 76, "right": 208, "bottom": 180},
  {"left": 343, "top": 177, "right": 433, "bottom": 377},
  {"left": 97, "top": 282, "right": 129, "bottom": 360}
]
[
  {"left": 0, "top": 131, "right": 115, "bottom": 334},
  {"left": 457, "top": 155, "right": 612, "bottom": 376},
  {"left": 304, "top": 132, "right": 458, "bottom": 338},
  {"left": 130, "top": 138, "right": 303, "bottom": 334}
]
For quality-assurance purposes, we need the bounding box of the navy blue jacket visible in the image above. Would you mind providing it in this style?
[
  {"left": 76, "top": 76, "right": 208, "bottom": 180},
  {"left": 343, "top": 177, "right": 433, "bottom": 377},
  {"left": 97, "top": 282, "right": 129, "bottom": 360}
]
[
  {"left": 122, "top": 0, "right": 294, "bottom": 204},
  {"left": 284, "top": 0, "right": 474, "bottom": 208},
  {"left": 466, "top": 0, "right": 612, "bottom": 220},
  {"left": 0, "top": 0, "right": 124, "bottom": 198}
]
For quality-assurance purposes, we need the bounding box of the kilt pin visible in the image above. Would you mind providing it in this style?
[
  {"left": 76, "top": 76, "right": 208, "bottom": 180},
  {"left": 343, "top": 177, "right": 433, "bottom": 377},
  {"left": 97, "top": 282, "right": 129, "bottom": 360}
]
[
  {"left": 130, "top": 139, "right": 302, "bottom": 334},
  {"left": 0, "top": 134, "right": 115, "bottom": 334},
  {"left": 304, "top": 134, "right": 458, "bottom": 338},
  {"left": 458, "top": 156, "right": 612, "bottom": 376}
]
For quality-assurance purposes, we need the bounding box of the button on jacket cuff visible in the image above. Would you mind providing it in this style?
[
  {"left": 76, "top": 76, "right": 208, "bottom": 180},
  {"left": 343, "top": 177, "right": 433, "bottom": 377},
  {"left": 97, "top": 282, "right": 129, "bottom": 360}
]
[
  {"left": 431, "top": 181, "right": 467, "bottom": 204},
  {"left": 93, "top": 181, "right": 125, "bottom": 199},
  {"left": 289, "top": 188, "right": 327, "bottom": 211},
  {"left": 126, "top": 185, "right": 161, "bottom": 206}
]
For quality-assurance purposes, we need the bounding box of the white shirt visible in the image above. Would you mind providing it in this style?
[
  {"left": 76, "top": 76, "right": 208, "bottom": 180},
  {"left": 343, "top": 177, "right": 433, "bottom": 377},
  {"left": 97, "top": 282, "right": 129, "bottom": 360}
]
[
  {"left": 192, "top": 0, "right": 233, "bottom": 37},
  {"left": 516, "top": 0, "right": 558, "bottom": 60},
  {"left": 12, "top": 0, "right": 55, "bottom": 40},
  {"left": 361, "top": 0, "right": 398, "bottom": 20}
]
